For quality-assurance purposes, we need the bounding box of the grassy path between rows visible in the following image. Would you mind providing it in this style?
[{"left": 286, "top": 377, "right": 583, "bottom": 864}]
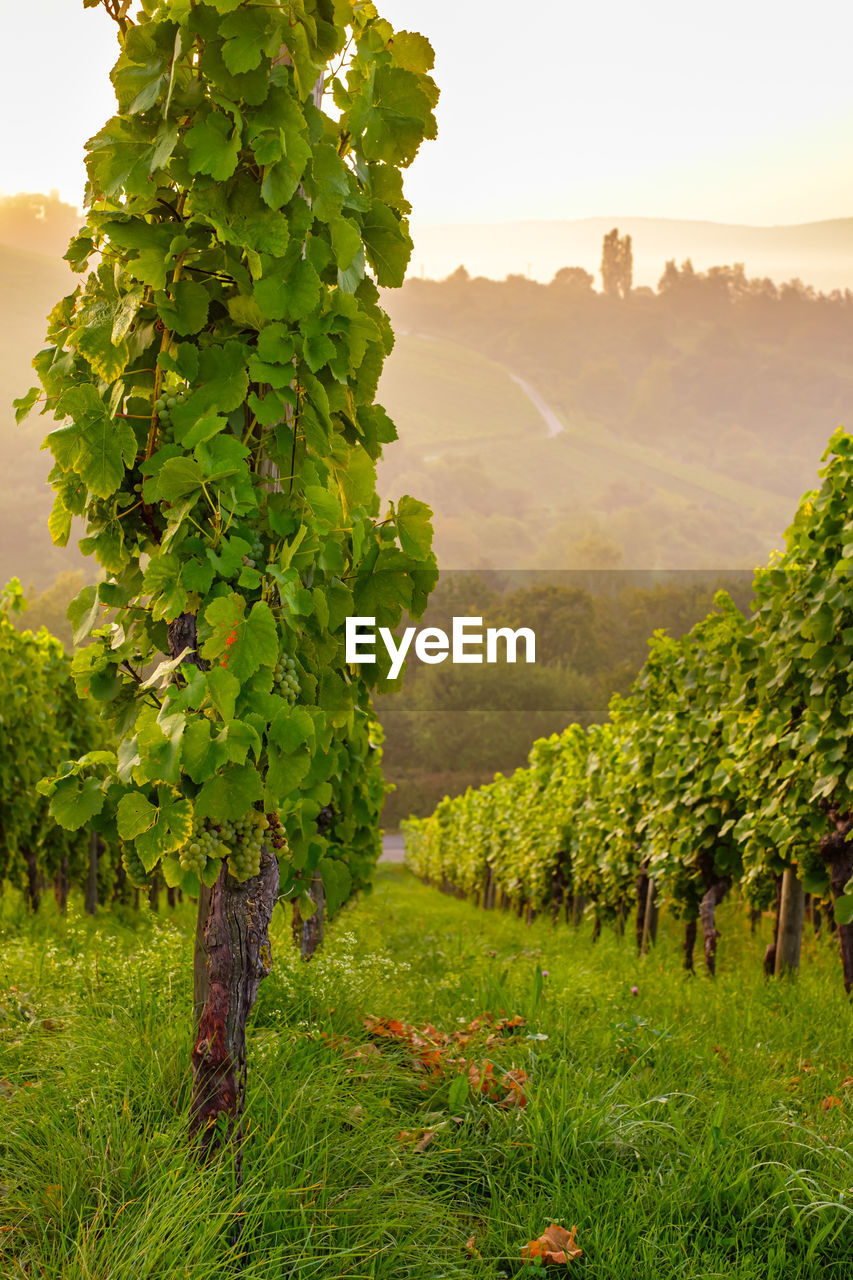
[{"left": 1, "top": 866, "right": 851, "bottom": 1279}]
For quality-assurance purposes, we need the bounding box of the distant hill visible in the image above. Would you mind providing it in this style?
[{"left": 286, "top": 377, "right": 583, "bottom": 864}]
[
  {"left": 0, "top": 241, "right": 90, "bottom": 590},
  {"left": 3, "top": 222, "right": 851, "bottom": 592},
  {"left": 408, "top": 216, "right": 853, "bottom": 293},
  {"left": 380, "top": 264, "right": 853, "bottom": 571}
]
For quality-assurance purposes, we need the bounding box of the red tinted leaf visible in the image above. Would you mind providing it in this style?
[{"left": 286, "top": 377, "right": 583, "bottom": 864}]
[{"left": 522, "top": 1223, "right": 582, "bottom": 1266}]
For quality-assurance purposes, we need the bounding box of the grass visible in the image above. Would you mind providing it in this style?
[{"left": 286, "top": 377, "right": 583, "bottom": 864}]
[
  {"left": 0, "top": 866, "right": 851, "bottom": 1278},
  {"left": 378, "top": 335, "right": 546, "bottom": 449},
  {"left": 551, "top": 419, "right": 794, "bottom": 523}
]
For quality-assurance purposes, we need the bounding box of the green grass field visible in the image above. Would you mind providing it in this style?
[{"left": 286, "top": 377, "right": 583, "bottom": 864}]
[
  {"left": 381, "top": 334, "right": 791, "bottom": 523},
  {"left": 378, "top": 335, "right": 547, "bottom": 448},
  {"left": 1, "top": 867, "right": 851, "bottom": 1279}
]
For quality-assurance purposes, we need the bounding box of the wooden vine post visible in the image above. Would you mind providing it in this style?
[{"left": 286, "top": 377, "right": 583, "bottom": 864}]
[
  {"left": 773, "top": 867, "right": 805, "bottom": 977},
  {"left": 23, "top": 0, "right": 439, "bottom": 1158},
  {"left": 640, "top": 876, "right": 658, "bottom": 954}
]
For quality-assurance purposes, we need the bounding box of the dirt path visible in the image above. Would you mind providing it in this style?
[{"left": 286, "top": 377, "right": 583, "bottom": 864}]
[
  {"left": 380, "top": 833, "right": 406, "bottom": 864},
  {"left": 507, "top": 372, "right": 564, "bottom": 437}
]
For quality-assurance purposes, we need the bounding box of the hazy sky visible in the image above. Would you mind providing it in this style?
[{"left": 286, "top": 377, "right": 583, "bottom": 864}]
[{"left": 4, "top": 0, "right": 853, "bottom": 226}]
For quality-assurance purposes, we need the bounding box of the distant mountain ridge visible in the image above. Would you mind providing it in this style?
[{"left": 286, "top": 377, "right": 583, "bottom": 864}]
[{"left": 409, "top": 215, "right": 853, "bottom": 292}]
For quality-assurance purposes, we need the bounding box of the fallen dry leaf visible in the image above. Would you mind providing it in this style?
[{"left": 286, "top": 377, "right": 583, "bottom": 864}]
[
  {"left": 465, "top": 1235, "right": 481, "bottom": 1258},
  {"left": 522, "top": 1223, "right": 582, "bottom": 1266},
  {"left": 821, "top": 1096, "right": 843, "bottom": 1111},
  {"left": 364, "top": 1015, "right": 408, "bottom": 1040},
  {"left": 495, "top": 1014, "right": 527, "bottom": 1034},
  {"left": 467, "top": 1059, "right": 529, "bottom": 1108},
  {"left": 396, "top": 1128, "right": 436, "bottom": 1152},
  {"left": 712, "top": 1046, "right": 730, "bottom": 1065},
  {"left": 415, "top": 1047, "right": 444, "bottom": 1076},
  {"left": 362, "top": 1014, "right": 529, "bottom": 1108},
  {"left": 500, "top": 1068, "right": 529, "bottom": 1109}
]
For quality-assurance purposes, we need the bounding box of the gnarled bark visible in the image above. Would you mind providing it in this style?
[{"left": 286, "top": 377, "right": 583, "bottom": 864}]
[
  {"left": 763, "top": 874, "right": 783, "bottom": 977},
  {"left": 820, "top": 810, "right": 853, "bottom": 993},
  {"left": 550, "top": 866, "right": 565, "bottom": 923},
  {"left": 683, "top": 917, "right": 697, "bottom": 972},
  {"left": 190, "top": 846, "right": 279, "bottom": 1170},
  {"left": 483, "top": 865, "right": 495, "bottom": 911},
  {"left": 640, "top": 877, "right": 658, "bottom": 955},
  {"left": 167, "top": 612, "right": 207, "bottom": 670},
  {"left": 699, "top": 878, "right": 730, "bottom": 975},
  {"left": 53, "top": 854, "right": 69, "bottom": 914},
  {"left": 292, "top": 871, "right": 326, "bottom": 960},
  {"left": 24, "top": 850, "right": 41, "bottom": 913},
  {"left": 635, "top": 864, "right": 649, "bottom": 954}
]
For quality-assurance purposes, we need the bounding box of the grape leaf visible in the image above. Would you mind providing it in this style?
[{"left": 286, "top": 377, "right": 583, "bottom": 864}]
[
  {"left": 156, "top": 280, "right": 210, "bottom": 336},
  {"left": 135, "top": 792, "right": 194, "bottom": 870},
  {"left": 46, "top": 386, "right": 137, "bottom": 499},
  {"left": 50, "top": 777, "right": 105, "bottom": 831},
  {"left": 117, "top": 791, "right": 157, "bottom": 840},
  {"left": 361, "top": 199, "right": 412, "bottom": 287},
  {"left": 201, "top": 595, "right": 278, "bottom": 682},
  {"left": 195, "top": 763, "right": 263, "bottom": 822},
  {"left": 186, "top": 111, "right": 241, "bottom": 181},
  {"left": 395, "top": 494, "right": 434, "bottom": 559}
]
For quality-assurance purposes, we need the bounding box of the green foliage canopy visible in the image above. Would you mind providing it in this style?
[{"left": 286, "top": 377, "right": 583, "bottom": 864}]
[{"left": 20, "top": 0, "right": 439, "bottom": 903}]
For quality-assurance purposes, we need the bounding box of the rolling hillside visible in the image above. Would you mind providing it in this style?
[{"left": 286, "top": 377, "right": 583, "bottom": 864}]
[
  {"left": 377, "top": 333, "right": 793, "bottom": 570},
  {"left": 0, "top": 236, "right": 834, "bottom": 592}
]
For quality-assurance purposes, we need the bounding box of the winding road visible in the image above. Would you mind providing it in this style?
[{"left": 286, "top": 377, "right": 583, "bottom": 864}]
[{"left": 508, "top": 372, "right": 565, "bottom": 438}]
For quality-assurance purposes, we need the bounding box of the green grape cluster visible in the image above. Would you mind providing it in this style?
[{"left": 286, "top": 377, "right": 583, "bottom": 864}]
[
  {"left": 224, "top": 808, "right": 268, "bottom": 882},
  {"left": 122, "top": 843, "right": 148, "bottom": 887},
  {"left": 154, "top": 382, "right": 190, "bottom": 440},
  {"left": 242, "top": 533, "right": 265, "bottom": 570},
  {"left": 274, "top": 653, "right": 300, "bottom": 703},
  {"left": 179, "top": 818, "right": 225, "bottom": 874}
]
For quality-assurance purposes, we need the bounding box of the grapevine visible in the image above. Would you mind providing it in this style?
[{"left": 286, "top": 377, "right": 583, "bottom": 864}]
[
  {"left": 405, "top": 430, "right": 853, "bottom": 990},
  {"left": 19, "top": 0, "right": 440, "bottom": 1144},
  {"left": 0, "top": 579, "right": 113, "bottom": 908}
]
